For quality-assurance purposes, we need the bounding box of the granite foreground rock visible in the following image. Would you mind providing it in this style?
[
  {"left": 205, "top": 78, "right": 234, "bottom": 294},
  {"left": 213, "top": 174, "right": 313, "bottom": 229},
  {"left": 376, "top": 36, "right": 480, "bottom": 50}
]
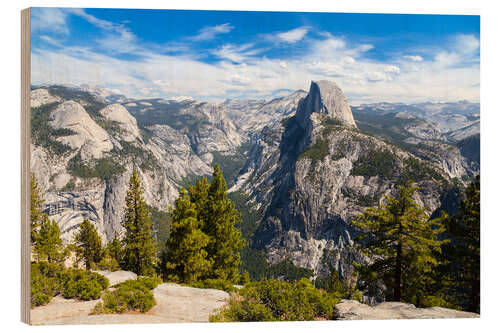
[
  {"left": 31, "top": 283, "right": 230, "bottom": 325},
  {"left": 333, "top": 300, "right": 479, "bottom": 320}
]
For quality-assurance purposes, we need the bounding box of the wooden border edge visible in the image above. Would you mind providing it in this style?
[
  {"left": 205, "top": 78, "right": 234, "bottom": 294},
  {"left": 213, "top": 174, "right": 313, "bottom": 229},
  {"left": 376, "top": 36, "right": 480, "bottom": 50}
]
[{"left": 21, "top": 7, "right": 31, "bottom": 325}]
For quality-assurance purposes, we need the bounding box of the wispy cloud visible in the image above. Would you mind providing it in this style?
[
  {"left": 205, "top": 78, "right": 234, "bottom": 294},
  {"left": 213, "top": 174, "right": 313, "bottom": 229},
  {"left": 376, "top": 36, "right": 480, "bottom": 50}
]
[
  {"left": 32, "top": 12, "right": 479, "bottom": 105},
  {"left": 404, "top": 55, "right": 423, "bottom": 62},
  {"left": 277, "top": 27, "right": 308, "bottom": 43},
  {"left": 210, "top": 43, "right": 264, "bottom": 63},
  {"left": 39, "top": 35, "right": 63, "bottom": 47},
  {"left": 31, "top": 8, "right": 69, "bottom": 35},
  {"left": 68, "top": 8, "right": 138, "bottom": 54},
  {"left": 188, "top": 23, "right": 234, "bottom": 41}
]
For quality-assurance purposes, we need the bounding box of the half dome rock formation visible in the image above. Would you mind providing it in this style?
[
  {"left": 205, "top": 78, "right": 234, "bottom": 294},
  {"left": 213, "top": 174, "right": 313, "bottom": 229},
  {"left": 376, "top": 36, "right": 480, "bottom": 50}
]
[
  {"left": 99, "top": 104, "right": 140, "bottom": 142},
  {"left": 295, "top": 80, "right": 357, "bottom": 129},
  {"left": 49, "top": 101, "right": 113, "bottom": 160}
]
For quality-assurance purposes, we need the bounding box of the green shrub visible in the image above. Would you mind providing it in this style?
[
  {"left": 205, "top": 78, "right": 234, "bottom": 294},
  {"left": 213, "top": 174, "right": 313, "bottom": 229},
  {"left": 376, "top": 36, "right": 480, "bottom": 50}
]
[
  {"left": 191, "top": 278, "right": 236, "bottom": 292},
  {"left": 134, "top": 276, "right": 163, "bottom": 290},
  {"left": 210, "top": 278, "right": 340, "bottom": 322},
  {"left": 92, "top": 277, "right": 161, "bottom": 314},
  {"left": 58, "top": 268, "right": 109, "bottom": 300},
  {"left": 30, "top": 262, "right": 63, "bottom": 307},
  {"left": 91, "top": 253, "right": 120, "bottom": 272}
]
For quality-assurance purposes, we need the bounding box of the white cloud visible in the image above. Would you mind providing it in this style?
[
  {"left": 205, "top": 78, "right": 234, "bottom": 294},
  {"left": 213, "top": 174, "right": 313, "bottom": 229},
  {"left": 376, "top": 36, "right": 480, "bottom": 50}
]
[
  {"left": 188, "top": 23, "right": 234, "bottom": 41},
  {"left": 404, "top": 55, "right": 423, "bottom": 62},
  {"left": 39, "top": 35, "right": 63, "bottom": 47},
  {"left": 277, "top": 27, "right": 308, "bottom": 43},
  {"left": 211, "top": 43, "right": 263, "bottom": 63},
  {"left": 67, "top": 8, "right": 138, "bottom": 54},
  {"left": 455, "top": 34, "right": 480, "bottom": 55},
  {"left": 32, "top": 29, "right": 479, "bottom": 105},
  {"left": 31, "top": 8, "right": 69, "bottom": 35}
]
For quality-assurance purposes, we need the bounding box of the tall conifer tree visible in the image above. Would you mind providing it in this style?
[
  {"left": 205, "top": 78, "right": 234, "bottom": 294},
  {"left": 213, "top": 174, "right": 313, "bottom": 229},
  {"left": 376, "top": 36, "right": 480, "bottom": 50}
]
[
  {"left": 30, "top": 174, "right": 45, "bottom": 244},
  {"left": 163, "top": 164, "right": 245, "bottom": 283},
  {"left": 203, "top": 164, "right": 246, "bottom": 283},
  {"left": 352, "top": 183, "right": 446, "bottom": 303},
  {"left": 34, "top": 218, "right": 65, "bottom": 263},
  {"left": 163, "top": 188, "right": 212, "bottom": 283},
  {"left": 73, "top": 218, "right": 103, "bottom": 269},
  {"left": 122, "top": 170, "right": 157, "bottom": 276},
  {"left": 441, "top": 175, "right": 480, "bottom": 312}
]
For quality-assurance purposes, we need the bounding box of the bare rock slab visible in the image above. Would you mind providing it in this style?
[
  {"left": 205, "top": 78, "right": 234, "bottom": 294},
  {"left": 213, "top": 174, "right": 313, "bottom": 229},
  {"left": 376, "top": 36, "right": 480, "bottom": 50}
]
[
  {"left": 333, "top": 300, "right": 479, "bottom": 320},
  {"left": 93, "top": 270, "right": 137, "bottom": 286},
  {"left": 31, "top": 283, "right": 230, "bottom": 325}
]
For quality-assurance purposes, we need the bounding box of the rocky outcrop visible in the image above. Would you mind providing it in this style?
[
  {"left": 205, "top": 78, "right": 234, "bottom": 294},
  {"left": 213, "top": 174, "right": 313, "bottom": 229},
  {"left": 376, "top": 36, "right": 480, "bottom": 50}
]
[
  {"left": 410, "top": 141, "right": 478, "bottom": 180},
  {"left": 295, "top": 80, "right": 357, "bottom": 129},
  {"left": 30, "top": 88, "right": 61, "bottom": 108},
  {"left": 31, "top": 283, "right": 230, "bottom": 325},
  {"left": 93, "top": 270, "right": 137, "bottom": 286},
  {"left": 233, "top": 80, "right": 452, "bottom": 280},
  {"left": 30, "top": 88, "right": 239, "bottom": 244},
  {"left": 333, "top": 300, "right": 479, "bottom": 320},
  {"left": 49, "top": 101, "right": 113, "bottom": 160},
  {"left": 99, "top": 104, "right": 140, "bottom": 142}
]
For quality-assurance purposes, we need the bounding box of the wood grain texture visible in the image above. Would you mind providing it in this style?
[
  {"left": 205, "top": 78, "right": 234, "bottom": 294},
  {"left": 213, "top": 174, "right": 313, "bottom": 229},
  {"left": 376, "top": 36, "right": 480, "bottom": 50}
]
[{"left": 21, "top": 7, "right": 31, "bottom": 325}]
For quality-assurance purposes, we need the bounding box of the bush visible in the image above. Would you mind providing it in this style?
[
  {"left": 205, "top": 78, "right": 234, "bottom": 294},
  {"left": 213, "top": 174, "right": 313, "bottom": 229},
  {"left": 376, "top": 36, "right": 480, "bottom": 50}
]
[
  {"left": 91, "top": 277, "right": 161, "bottom": 314},
  {"left": 30, "top": 262, "right": 63, "bottom": 307},
  {"left": 191, "top": 278, "right": 236, "bottom": 292},
  {"left": 91, "top": 253, "right": 120, "bottom": 272},
  {"left": 58, "top": 269, "right": 109, "bottom": 300},
  {"left": 210, "top": 278, "right": 340, "bottom": 322}
]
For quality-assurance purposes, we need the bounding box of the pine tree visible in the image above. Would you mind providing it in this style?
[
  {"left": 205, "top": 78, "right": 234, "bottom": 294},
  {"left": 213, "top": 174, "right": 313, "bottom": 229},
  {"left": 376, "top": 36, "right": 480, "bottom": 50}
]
[
  {"left": 441, "top": 175, "right": 480, "bottom": 312},
  {"left": 352, "top": 183, "right": 446, "bottom": 303},
  {"left": 122, "top": 170, "right": 157, "bottom": 276},
  {"left": 34, "top": 218, "right": 65, "bottom": 263},
  {"left": 163, "top": 164, "right": 246, "bottom": 284},
  {"left": 163, "top": 188, "right": 212, "bottom": 283},
  {"left": 106, "top": 233, "right": 123, "bottom": 265},
  {"left": 203, "top": 164, "right": 246, "bottom": 283},
  {"left": 73, "top": 218, "right": 103, "bottom": 269},
  {"left": 30, "top": 174, "right": 45, "bottom": 244}
]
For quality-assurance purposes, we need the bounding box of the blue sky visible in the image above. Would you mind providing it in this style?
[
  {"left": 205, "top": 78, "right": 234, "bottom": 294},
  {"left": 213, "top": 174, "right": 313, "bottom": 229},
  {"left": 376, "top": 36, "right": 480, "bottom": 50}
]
[{"left": 30, "top": 8, "right": 480, "bottom": 104}]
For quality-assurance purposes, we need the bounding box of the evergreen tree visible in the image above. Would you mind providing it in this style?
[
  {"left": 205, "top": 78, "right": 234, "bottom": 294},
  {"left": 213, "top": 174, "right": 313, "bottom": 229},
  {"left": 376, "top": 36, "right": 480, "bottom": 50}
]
[
  {"left": 441, "top": 175, "right": 480, "bottom": 312},
  {"left": 30, "top": 174, "right": 45, "bottom": 244},
  {"left": 122, "top": 170, "right": 157, "bottom": 276},
  {"left": 352, "top": 183, "right": 446, "bottom": 304},
  {"left": 163, "top": 164, "right": 246, "bottom": 284},
  {"left": 163, "top": 188, "right": 212, "bottom": 283},
  {"left": 106, "top": 233, "right": 123, "bottom": 265},
  {"left": 34, "top": 218, "right": 65, "bottom": 263},
  {"left": 202, "top": 164, "right": 246, "bottom": 283},
  {"left": 73, "top": 219, "right": 103, "bottom": 269}
]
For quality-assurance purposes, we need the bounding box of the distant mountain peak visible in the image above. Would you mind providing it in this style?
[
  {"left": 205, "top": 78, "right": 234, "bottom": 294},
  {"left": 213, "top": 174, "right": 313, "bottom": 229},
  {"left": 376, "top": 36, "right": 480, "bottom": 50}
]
[{"left": 295, "top": 80, "right": 357, "bottom": 129}]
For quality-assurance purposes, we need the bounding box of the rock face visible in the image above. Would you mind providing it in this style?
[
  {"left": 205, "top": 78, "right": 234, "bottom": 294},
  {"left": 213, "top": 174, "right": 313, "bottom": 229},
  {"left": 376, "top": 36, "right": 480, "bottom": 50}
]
[
  {"left": 333, "top": 300, "right": 479, "bottom": 320},
  {"left": 30, "top": 87, "right": 234, "bottom": 243},
  {"left": 30, "top": 82, "right": 480, "bottom": 278},
  {"left": 49, "top": 101, "right": 113, "bottom": 160},
  {"left": 295, "top": 80, "right": 357, "bottom": 129},
  {"left": 99, "top": 104, "right": 140, "bottom": 142},
  {"left": 232, "top": 80, "right": 454, "bottom": 280}
]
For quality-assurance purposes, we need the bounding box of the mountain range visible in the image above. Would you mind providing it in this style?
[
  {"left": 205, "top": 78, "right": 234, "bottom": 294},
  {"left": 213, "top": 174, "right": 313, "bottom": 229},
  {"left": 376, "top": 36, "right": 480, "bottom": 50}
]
[{"left": 30, "top": 80, "right": 480, "bottom": 280}]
